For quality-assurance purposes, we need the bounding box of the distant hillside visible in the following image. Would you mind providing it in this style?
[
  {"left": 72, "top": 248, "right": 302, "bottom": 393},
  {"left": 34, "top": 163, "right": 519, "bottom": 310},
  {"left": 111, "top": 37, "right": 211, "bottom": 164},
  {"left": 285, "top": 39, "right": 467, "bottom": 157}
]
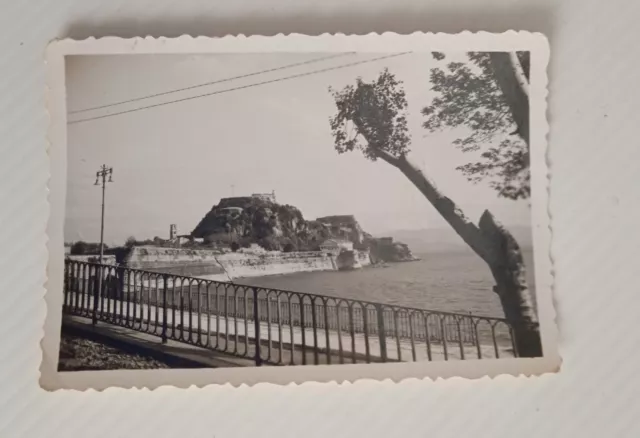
[
  {"left": 385, "top": 225, "right": 533, "bottom": 254},
  {"left": 189, "top": 197, "right": 417, "bottom": 262},
  {"left": 191, "top": 197, "right": 365, "bottom": 251}
]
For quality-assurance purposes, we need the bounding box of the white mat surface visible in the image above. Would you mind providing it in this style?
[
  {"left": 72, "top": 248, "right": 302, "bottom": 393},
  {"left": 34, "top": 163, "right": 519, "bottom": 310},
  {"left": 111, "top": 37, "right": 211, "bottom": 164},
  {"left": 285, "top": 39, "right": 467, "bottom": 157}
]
[{"left": 1, "top": 0, "right": 639, "bottom": 437}]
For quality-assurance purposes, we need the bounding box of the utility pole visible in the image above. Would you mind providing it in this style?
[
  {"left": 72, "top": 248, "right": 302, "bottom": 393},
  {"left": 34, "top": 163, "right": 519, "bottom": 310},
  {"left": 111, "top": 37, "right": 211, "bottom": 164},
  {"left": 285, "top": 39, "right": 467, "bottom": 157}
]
[
  {"left": 94, "top": 164, "right": 114, "bottom": 264},
  {"left": 93, "top": 165, "right": 113, "bottom": 326}
]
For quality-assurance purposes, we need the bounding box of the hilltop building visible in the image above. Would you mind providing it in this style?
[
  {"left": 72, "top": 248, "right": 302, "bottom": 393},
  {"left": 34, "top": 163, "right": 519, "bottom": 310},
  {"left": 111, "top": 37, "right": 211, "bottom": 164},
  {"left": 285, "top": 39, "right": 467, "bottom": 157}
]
[
  {"left": 251, "top": 190, "right": 276, "bottom": 203},
  {"left": 320, "top": 239, "right": 354, "bottom": 255}
]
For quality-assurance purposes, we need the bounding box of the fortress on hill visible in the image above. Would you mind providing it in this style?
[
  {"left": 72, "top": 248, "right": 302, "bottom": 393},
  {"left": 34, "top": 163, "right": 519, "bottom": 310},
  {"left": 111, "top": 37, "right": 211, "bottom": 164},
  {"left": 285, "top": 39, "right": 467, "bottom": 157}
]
[
  {"left": 74, "top": 193, "right": 418, "bottom": 281},
  {"left": 188, "top": 193, "right": 414, "bottom": 262}
]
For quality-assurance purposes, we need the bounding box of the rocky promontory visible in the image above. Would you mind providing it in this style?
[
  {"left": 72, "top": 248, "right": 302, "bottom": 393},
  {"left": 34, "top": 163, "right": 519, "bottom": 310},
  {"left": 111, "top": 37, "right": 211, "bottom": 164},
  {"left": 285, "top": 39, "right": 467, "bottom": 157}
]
[
  {"left": 368, "top": 238, "right": 418, "bottom": 263},
  {"left": 189, "top": 196, "right": 416, "bottom": 262}
]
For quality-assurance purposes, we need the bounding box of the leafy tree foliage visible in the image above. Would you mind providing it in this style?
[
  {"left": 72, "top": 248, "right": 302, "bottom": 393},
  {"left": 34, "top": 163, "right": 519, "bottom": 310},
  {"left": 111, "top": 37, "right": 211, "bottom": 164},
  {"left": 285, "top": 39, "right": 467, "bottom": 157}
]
[
  {"left": 329, "top": 69, "right": 411, "bottom": 163},
  {"left": 422, "top": 52, "right": 531, "bottom": 200},
  {"left": 70, "top": 241, "right": 109, "bottom": 255},
  {"left": 329, "top": 61, "right": 541, "bottom": 356},
  {"left": 257, "top": 236, "right": 279, "bottom": 251},
  {"left": 70, "top": 241, "right": 88, "bottom": 255}
]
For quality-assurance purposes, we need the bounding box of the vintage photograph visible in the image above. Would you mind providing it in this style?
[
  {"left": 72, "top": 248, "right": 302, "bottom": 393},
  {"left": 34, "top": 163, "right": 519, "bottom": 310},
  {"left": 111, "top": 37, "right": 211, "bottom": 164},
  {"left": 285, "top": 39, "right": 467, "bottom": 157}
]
[{"left": 42, "top": 34, "right": 557, "bottom": 389}]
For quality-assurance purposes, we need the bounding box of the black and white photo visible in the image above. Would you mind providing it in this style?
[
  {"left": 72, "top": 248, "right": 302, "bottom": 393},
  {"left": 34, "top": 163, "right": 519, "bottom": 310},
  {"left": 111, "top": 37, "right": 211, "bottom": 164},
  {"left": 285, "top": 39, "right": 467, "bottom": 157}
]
[{"left": 41, "top": 33, "right": 558, "bottom": 390}]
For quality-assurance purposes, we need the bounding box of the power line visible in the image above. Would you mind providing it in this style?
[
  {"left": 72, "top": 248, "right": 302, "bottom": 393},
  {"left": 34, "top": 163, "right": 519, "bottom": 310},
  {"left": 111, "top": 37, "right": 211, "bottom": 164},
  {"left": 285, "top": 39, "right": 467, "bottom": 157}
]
[
  {"left": 68, "top": 52, "right": 411, "bottom": 126},
  {"left": 68, "top": 52, "right": 356, "bottom": 115}
]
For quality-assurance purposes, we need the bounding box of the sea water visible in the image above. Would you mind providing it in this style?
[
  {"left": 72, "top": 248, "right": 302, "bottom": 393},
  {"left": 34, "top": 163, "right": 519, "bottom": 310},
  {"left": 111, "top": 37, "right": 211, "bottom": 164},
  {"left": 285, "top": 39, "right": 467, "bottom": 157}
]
[{"left": 237, "top": 247, "right": 536, "bottom": 318}]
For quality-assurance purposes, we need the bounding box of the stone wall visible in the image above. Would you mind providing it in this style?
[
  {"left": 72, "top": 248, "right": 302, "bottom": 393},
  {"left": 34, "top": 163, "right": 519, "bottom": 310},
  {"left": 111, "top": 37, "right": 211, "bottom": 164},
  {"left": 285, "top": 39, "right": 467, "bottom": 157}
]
[
  {"left": 356, "top": 250, "right": 372, "bottom": 267},
  {"left": 218, "top": 251, "right": 336, "bottom": 279},
  {"left": 67, "top": 255, "right": 117, "bottom": 265},
  {"left": 124, "top": 246, "right": 371, "bottom": 280},
  {"left": 124, "top": 247, "right": 227, "bottom": 277}
]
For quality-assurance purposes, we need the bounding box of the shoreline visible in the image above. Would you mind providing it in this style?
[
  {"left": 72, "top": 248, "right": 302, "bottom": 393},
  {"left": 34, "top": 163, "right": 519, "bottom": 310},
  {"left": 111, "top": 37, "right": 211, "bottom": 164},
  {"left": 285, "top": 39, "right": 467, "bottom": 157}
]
[
  {"left": 216, "top": 256, "right": 423, "bottom": 282},
  {"left": 124, "top": 245, "right": 373, "bottom": 280}
]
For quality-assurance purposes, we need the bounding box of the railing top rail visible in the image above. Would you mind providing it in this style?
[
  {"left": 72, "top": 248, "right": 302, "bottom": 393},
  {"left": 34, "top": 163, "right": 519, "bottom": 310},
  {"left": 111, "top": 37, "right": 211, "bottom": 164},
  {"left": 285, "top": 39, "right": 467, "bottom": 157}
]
[{"left": 65, "top": 259, "right": 510, "bottom": 323}]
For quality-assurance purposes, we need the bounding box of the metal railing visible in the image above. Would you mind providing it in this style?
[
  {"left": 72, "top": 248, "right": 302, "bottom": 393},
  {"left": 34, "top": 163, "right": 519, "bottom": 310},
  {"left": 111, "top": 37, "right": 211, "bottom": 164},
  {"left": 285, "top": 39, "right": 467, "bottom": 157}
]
[{"left": 63, "top": 260, "right": 519, "bottom": 366}]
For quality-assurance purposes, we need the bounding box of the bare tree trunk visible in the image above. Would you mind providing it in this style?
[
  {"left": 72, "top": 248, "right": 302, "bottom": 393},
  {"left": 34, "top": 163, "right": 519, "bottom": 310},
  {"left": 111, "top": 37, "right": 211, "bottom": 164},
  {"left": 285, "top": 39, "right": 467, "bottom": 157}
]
[
  {"left": 383, "top": 153, "right": 541, "bottom": 357},
  {"left": 489, "top": 52, "right": 530, "bottom": 145}
]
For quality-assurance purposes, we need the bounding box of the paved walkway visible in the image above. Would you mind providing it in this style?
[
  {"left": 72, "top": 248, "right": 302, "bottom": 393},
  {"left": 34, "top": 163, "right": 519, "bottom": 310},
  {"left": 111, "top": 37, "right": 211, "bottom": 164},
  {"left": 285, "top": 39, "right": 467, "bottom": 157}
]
[
  {"left": 63, "top": 315, "right": 257, "bottom": 368},
  {"left": 65, "top": 291, "right": 514, "bottom": 366}
]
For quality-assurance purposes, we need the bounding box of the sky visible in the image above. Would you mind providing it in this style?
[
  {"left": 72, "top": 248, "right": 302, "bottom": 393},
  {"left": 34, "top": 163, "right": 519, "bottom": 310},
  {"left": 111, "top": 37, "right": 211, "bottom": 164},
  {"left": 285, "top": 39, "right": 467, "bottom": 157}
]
[{"left": 64, "top": 52, "right": 532, "bottom": 246}]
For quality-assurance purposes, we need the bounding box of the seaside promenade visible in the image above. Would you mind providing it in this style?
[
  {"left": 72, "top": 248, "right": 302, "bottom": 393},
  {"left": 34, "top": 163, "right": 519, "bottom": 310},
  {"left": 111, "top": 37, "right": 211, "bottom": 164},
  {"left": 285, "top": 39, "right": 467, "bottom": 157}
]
[{"left": 63, "top": 286, "right": 515, "bottom": 367}]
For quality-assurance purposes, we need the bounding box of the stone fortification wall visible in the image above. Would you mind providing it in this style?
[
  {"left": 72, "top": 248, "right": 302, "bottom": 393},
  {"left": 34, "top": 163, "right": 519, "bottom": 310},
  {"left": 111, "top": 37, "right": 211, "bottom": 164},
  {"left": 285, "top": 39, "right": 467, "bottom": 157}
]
[
  {"left": 67, "top": 255, "right": 117, "bottom": 265},
  {"left": 124, "top": 246, "right": 370, "bottom": 280},
  {"left": 218, "top": 251, "right": 336, "bottom": 278},
  {"left": 356, "top": 250, "right": 372, "bottom": 267},
  {"left": 124, "top": 247, "right": 227, "bottom": 277}
]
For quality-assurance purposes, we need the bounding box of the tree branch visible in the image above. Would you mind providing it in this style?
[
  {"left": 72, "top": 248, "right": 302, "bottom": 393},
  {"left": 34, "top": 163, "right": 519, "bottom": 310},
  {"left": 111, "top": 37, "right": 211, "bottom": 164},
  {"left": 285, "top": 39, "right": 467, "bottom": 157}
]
[
  {"left": 394, "top": 154, "right": 496, "bottom": 264},
  {"left": 350, "top": 111, "right": 494, "bottom": 262},
  {"left": 372, "top": 148, "right": 401, "bottom": 166},
  {"left": 489, "top": 52, "right": 530, "bottom": 146}
]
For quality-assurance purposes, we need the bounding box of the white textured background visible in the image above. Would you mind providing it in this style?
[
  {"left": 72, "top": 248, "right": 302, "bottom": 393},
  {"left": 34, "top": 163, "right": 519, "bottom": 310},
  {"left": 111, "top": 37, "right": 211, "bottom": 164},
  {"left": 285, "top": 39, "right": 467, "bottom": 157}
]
[{"left": 1, "top": 0, "right": 639, "bottom": 437}]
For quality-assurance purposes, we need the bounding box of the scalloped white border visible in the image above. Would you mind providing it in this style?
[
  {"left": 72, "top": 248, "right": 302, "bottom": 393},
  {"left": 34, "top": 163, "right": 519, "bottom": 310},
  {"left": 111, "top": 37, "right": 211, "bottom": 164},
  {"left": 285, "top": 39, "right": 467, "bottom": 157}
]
[{"left": 40, "top": 32, "right": 558, "bottom": 391}]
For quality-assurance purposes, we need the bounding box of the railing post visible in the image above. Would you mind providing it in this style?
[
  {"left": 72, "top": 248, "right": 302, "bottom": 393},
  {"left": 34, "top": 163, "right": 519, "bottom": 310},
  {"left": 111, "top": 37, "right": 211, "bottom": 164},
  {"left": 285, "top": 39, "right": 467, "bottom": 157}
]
[
  {"left": 63, "top": 260, "right": 70, "bottom": 310},
  {"left": 311, "top": 299, "right": 319, "bottom": 365},
  {"left": 161, "top": 273, "right": 168, "bottom": 344},
  {"left": 375, "top": 304, "right": 388, "bottom": 362},
  {"left": 253, "top": 287, "right": 262, "bottom": 366},
  {"left": 92, "top": 265, "right": 101, "bottom": 325}
]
